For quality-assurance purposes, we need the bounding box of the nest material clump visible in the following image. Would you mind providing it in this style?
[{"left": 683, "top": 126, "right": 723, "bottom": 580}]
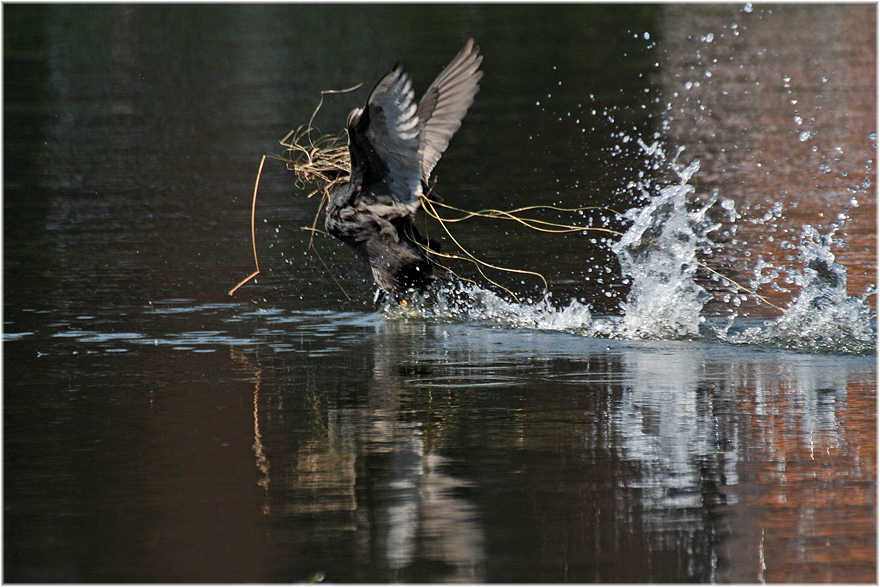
[{"left": 279, "top": 126, "right": 350, "bottom": 205}]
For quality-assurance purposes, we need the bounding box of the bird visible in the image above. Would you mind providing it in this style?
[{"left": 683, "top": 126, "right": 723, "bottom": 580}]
[{"left": 325, "top": 39, "right": 483, "bottom": 302}]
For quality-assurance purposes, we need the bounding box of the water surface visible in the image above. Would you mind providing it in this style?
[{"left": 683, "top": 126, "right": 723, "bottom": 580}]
[{"left": 4, "top": 4, "right": 876, "bottom": 582}]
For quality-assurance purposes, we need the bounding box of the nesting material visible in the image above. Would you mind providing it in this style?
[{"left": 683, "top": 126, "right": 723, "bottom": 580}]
[{"left": 279, "top": 125, "right": 350, "bottom": 205}]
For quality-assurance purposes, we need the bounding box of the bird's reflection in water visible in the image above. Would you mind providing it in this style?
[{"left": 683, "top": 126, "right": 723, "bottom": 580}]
[{"left": 281, "top": 320, "right": 486, "bottom": 581}]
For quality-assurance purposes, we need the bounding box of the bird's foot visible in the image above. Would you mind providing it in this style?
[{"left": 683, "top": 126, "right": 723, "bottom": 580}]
[{"left": 373, "top": 288, "right": 389, "bottom": 306}]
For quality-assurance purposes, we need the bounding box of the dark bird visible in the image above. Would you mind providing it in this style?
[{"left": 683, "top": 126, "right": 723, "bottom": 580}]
[{"left": 325, "top": 40, "right": 483, "bottom": 301}]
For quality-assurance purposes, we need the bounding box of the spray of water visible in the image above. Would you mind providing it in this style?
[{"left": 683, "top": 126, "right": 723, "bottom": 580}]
[
  {"left": 731, "top": 224, "right": 876, "bottom": 354},
  {"left": 611, "top": 154, "right": 711, "bottom": 339},
  {"left": 385, "top": 136, "right": 875, "bottom": 356}
]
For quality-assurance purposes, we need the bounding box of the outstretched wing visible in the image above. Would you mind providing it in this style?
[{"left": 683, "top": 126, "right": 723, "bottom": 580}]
[
  {"left": 415, "top": 39, "right": 483, "bottom": 182},
  {"left": 347, "top": 65, "right": 423, "bottom": 206}
]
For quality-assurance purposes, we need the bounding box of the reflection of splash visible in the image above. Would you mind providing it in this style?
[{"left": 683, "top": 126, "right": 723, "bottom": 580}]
[
  {"left": 608, "top": 343, "right": 875, "bottom": 582},
  {"left": 232, "top": 310, "right": 873, "bottom": 582},
  {"left": 286, "top": 414, "right": 485, "bottom": 582},
  {"left": 377, "top": 426, "right": 484, "bottom": 580},
  {"left": 284, "top": 411, "right": 484, "bottom": 580},
  {"left": 369, "top": 320, "right": 486, "bottom": 581},
  {"left": 613, "top": 350, "right": 734, "bottom": 514}
]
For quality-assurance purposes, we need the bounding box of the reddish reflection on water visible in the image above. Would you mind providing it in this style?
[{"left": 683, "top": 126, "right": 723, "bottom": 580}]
[{"left": 716, "top": 365, "right": 876, "bottom": 582}]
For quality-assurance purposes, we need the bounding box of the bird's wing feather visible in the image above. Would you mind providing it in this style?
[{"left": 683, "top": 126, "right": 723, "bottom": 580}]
[
  {"left": 415, "top": 39, "right": 483, "bottom": 182},
  {"left": 356, "top": 65, "right": 423, "bottom": 206}
]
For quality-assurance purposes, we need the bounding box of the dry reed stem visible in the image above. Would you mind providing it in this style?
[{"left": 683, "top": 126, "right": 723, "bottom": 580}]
[
  {"left": 229, "top": 87, "right": 357, "bottom": 296},
  {"left": 420, "top": 196, "right": 549, "bottom": 301}
]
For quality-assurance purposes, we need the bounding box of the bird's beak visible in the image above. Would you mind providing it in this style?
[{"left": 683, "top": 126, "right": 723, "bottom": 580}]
[{"left": 346, "top": 107, "right": 363, "bottom": 131}]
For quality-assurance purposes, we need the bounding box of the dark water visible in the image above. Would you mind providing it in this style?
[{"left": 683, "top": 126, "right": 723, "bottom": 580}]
[{"left": 4, "top": 4, "right": 876, "bottom": 583}]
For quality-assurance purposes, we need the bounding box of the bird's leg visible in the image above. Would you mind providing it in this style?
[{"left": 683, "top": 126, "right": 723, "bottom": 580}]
[{"left": 373, "top": 287, "right": 389, "bottom": 306}]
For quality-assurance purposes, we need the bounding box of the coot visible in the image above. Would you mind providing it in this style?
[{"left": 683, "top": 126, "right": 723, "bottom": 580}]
[{"left": 325, "top": 40, "right": 483, "bottom": 300}]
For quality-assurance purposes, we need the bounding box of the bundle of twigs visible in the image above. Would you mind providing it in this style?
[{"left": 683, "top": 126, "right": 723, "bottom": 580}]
[{"left": 279, "top": 126, "right": 349, "bottom": 203}]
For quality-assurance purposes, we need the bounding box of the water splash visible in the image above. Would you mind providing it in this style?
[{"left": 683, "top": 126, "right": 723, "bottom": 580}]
[
  {"left": 731, "top": 225, "right": 876, "bottom": 354},
  {"left": 385, "top": 281, "right": 597, "bottom": 335},
  {"left": 385, "top": 142, "right": 875, "bottom": 356},
  {"left": 383, "top": 8, "right": 876, "bottom": 356},
  {"left": 611, "top": 154, "right": 712, "bottom": 339}
]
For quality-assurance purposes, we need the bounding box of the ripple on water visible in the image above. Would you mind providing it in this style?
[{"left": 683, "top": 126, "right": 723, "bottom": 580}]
[{"left": 28, "top": 303, "right": 385, "bottom": 357}]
